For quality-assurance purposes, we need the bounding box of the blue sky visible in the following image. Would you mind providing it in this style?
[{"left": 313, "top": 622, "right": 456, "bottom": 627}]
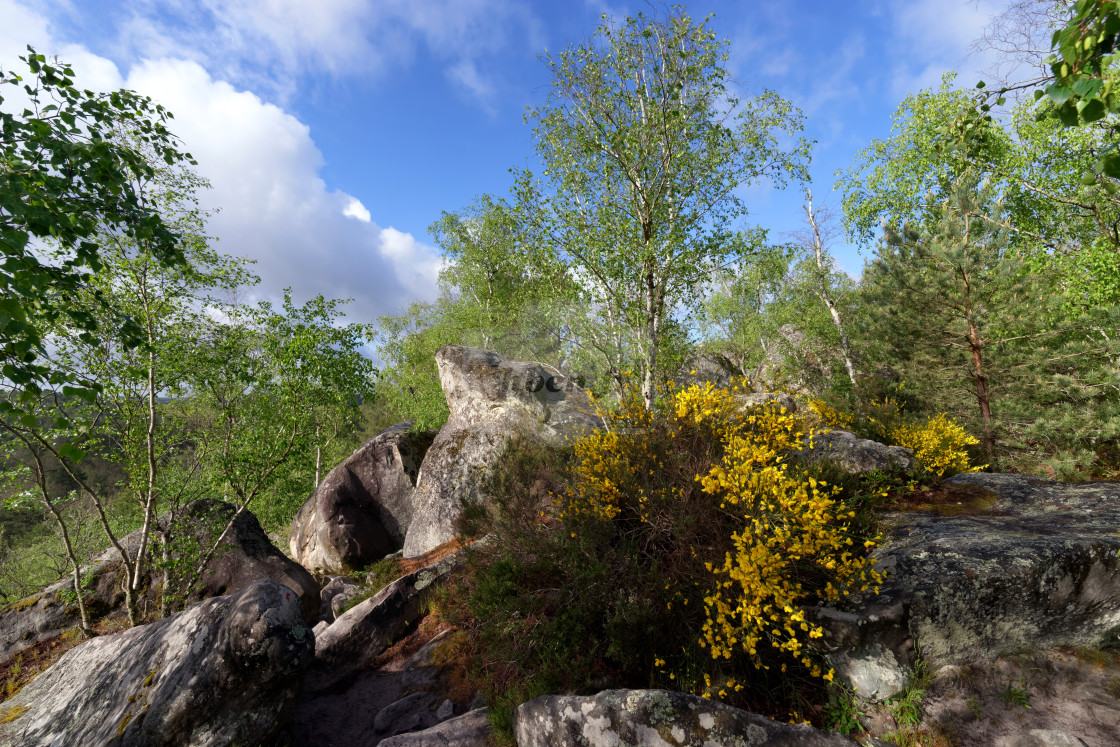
[{"left": 1, "top": 0, "right": 1012, "bottom": 325}]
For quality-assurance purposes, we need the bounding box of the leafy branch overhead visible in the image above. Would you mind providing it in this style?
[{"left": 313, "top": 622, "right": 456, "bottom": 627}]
[{"left": 1, "top": 46, "right": 194, "bottom": 409}]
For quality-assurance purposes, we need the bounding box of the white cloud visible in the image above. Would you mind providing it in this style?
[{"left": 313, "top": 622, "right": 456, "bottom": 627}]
[
  {"left": 343, "top": 197, "right": 372, "bottom": 223},
  {"left": 2, "top": 0, "right": 442, "bottom": 324},
  {"left": 445, "top": 58, "right": 497, "bottom": 114},
  {"left": 91, "top": 0, "right": 540, "bottom": 107},
  {"left": 886, "top": 0, "right": 1005, "bottom": 98},
  {"left": 122, "top": 57, "right": 442, "bottom": 319}
]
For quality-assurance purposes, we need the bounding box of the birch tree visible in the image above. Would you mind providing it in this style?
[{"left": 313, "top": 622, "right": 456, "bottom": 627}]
[{"left": 517, "top": 8, "right": 809, "bottom": 408}]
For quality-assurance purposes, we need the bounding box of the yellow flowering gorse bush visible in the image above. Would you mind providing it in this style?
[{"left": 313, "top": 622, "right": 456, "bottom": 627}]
[
  {"left": 809, "top": 396, "right": 982, "bottom": 478},
  {"left": 565, "top": 381, "right": 881, "bottom": 685},
  {"left": 890, "top": 413, "right": 984, "bottom": 478}
]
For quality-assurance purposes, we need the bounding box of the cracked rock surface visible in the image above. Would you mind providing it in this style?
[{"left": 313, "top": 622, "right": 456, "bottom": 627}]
[
  {"left": 821, "top": 473, "right": 1120, "bottom": 701},
  {"left": 514, "top": 689, "right": 862, "bottom": 746},
  {"left": 0, "top": 579, "right": 313, "bottom": 747}
]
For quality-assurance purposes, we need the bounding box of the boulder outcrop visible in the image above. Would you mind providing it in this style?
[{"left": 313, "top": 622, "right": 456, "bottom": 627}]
[
  {"left": 0, "top": 579, "right": 313, "bottom": 747},
  {"left": 514, "top": 689, "right": 863, "bottom": 746},
  {"left": 0, "top": 500, "right": 319, "bottom": 660},
  {"left": 309, "top": 540, "right": 476, "bottom": 689},
  {"left": 167, "top": 500, "right": 321, "bottom": 623},
  {"left": 794, "top": 429, "right": 915, "bottom": 475},
  {"left": 820, "top": 473, "right": 1120, "bottom": 701},
  {"left": 674, "top": 352, "right": 743, "bottom": 389},
  {"left": 403, "top": 345, "right": 600, "bottom": 557},
  {"left": 290, "top": 422, "right": 434, "bottom": 574}
]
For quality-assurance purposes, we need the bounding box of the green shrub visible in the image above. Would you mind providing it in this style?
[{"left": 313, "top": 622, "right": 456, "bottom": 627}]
[{"left": 442, "top": 380, "right": 889, "bottom": 736}]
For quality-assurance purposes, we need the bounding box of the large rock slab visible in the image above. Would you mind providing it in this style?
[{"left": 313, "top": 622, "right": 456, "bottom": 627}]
[
  {"left": 0, "top": 579, "right": 313, "bottom": 747},
  {"left": 168, "top": 500, "right": 321, "bottom": 623},
  {"left": 794, "top": 429, "right": 915, "bottom": 475},
  {"left": 674, "top": 352, "right": 743, "bottom": 389},
  {"left": 514, "top": 689, "right": 861, "bottom": 746},
  {"left": 290, "top": 422, "right": 434, "bottom": 574},
  {"left": 403, "top": 345, "right": 600, "bottom": 557},
  {"left": 309, "top": 541, "right": 475, "bottom": 689},
  {"left": 820, "top": 473, "right": 1120, "bottom": 701},
  {"left": 0, "top": 501, "right": 319, "bottom": 661},
  {"left": 380, "top": 707, "right": 490, "bottom": 746}
]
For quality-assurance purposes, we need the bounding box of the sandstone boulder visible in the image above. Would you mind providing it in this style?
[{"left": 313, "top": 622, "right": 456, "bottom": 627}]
[
  {"left": 819, "top": 473, "right": 1120, "bottom": 701},
  {"left": 290, "top": 422, "right": 434, "bottom": 574},
  {"left": 319, "top": 575, "right": 363, "bottom": 622},
  {"left": 0, "top": 579, "right": 313, "bottom": 747},
  {"left": 674, "top": 352, "right": 743, "bottom": 389},
  {"left": 514, "top": 689, "right": 862, "bottom": 746},
  {"left": 403, "top": 345, "right": 600, "bottom": 557},
  {"left": 309, "top": 540, "right": 475, "bottom": 689},
  {"left": 0, "top": 501, "right": 319, "bottom": 661},
  {"left": 379, "top": 707, "right": 490, "bottom": 746},
  {"left": 166, "top": 500, "right": 321, "bottom": 623},
  {"left": 794, "top": 429, "right": 915, "bottom": 475}
]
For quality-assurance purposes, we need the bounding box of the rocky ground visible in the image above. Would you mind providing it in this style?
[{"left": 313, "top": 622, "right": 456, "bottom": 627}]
[{"left": 0, "top": 346, "right": 1117, "bottom": 746}]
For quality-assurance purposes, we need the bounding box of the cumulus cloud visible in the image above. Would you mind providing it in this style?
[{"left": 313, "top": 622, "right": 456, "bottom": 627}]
[
  {"left": 72, "top": 0, "right": 542, "bottom": 108},
  {"left": 343, "top": 197, "right": 372, "bottom": 223},
  {"left": 2, "top": 1, "right": 442, "bottom": 324},
  {"left": 123, "top": 58, "right": 442, "bottom": 320}
]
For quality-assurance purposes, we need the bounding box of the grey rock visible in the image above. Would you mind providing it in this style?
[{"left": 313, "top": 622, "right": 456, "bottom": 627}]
[
  {"left": 309, "top": 541, "right": 472, "bottom": 689},
  {"left": 164, "top": 500, "right": 321, "bottom": 623},
  {"left": 403, "top": 345, "right": 600, "bottom": 557},
  {"left": 312, "top": 620, "right": 328, "bottom": 637},
  {"left": 376, "top": 691, "right": 432, "bottom": 735},
  {"left": 793, "top": 429, "right": 915, "bottom": 475},
  {"left": 0, "top": 579, "right": 313, "bottom": 747},
  {"left": 319, "top": 575, "right": 362, "bottom": 622},
  {"left": 379, "top": 708, "right": 491, "bottom": 747},
  {"left": 514, "top": 689, "right": 862, "bottom": 746},
  {"left": 436, "top": 698, "right": 455, "bottom": 721},
  {"left": 290, "top": 422, "right": 434, "bottom": 574},
  {"left": 831, "top": 641, "right": 910, "bottom": 702},
  {"left": 675, "top": 353, "right": 743, "bottom": 389},
  {"left": 995, "top": 731, "right": 1088, "bottom": 746},
  {"left": 0, "top": 501, "right": 319, "bottom": 661},
  {"left": 820, "top": 474, "right": 1120, "bottom": 701},
  {"left": 754, "top": 323, "right": 833, "bottom": 394},
  {"left": 402, "top": 628, "right": 456, "bottom": 691}
]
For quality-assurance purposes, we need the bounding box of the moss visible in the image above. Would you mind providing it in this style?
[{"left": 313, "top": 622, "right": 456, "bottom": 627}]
[
  {"left": 117, "top": 712, "right": 132, "bottom": 735},
  {"left": 0, "top": 705, "right": 27, "bottom": 724},
  {"left": 142, "top": 667, "right": 159, "bottom": 688},
  {"left": 0, "top": 594, "right": 43, "bottom": 616}
]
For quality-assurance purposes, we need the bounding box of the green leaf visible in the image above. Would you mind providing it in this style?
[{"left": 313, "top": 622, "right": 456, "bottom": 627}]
[
  {"left": 1080, "top": 97, "right": 1107, "bottom": 122},
  {"left": 1100, "top": 154, "right": 1120, "bottom": 178},
  {"left": 1048, "top": 85, "right": 1073, "bottom": 105},
  {"left": 58, "top": 442, "right": 85, "bottom": 464}
]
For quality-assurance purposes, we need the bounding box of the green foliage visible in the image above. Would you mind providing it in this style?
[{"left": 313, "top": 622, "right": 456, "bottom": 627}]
[
  {"left": 1003, "top": 677, "right": 1031, "bottom": 708},
  {"left": 0, "top": 47, "right": 193, "bottom": 415},
  {"left": 822, "top": 684, "right": 863, "bottom": 736},
  {"left": 517, "top": 7, "right": 810, "bottom": 406},
  {"left": 860, "top": 172, "right": 1028, "bottom": 456},
  {"left": 1040, "top": 0, "right": 1120, "bottom": 134},
  {"left": 838, "top": 74, "right": 1013, "bottom": 247},
  {"left": 184, "top": 291, "right": 375, "bottom": 531}
]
